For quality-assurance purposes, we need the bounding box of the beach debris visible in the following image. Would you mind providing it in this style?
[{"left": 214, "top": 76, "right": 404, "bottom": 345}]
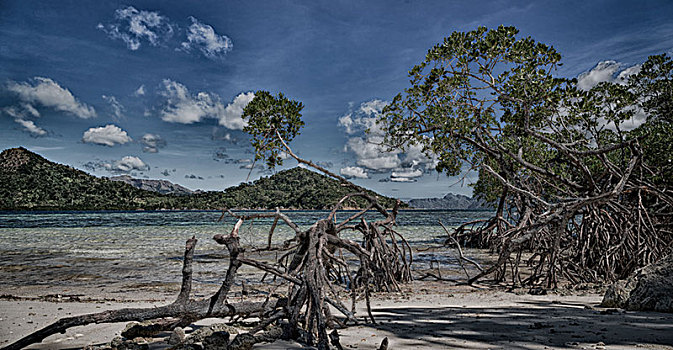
[
  {"left": 202, "top": 331, "right": 230, "bottom": 350},
  {"left": 122, "top": 318, "right": 184, "bottom": 338},
  {"left": 110, "top": 336, "right": 148, "bottom": 350},
  {"left": 168, "top": 327, "right": 186, "bottom": 345},
  {"left": 377, "top": 337, "right": 389, "bottom": 350},
  {"left": 183, "top": 323, "right": 238, "bottom": 345}
]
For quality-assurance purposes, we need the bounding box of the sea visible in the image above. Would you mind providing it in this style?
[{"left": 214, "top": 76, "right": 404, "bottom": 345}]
[{"left": 0, "top": 210, "right": 492, "bottom": 292}]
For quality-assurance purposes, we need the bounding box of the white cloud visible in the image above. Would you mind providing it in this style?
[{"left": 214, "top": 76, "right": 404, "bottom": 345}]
[
  {"left": 390, "top": 177, "right": 417, "bottom": 183},
  {"left": 576, "top": 60, "right": 645, "bottom": 130},
  {"left": 220, "top": 92, "right": 254, "bottom": 129},
  {"left": 82, "top": 124, "right": 132, "bottom": 146},
  {"left": 97, "top": 6, "right": 174, "bottom": 50},
  {"left": 339, "top": 99, "right": 407, "bottom": 172},
  {"left": 6, "top": 77, "right": 96, "bottom": 119},
  {"left": 158, "top": 79, "right": 252, "bottom": 130},
  {"left": 391, "top": 168, "right": 423, "bottom": 178},
  {"left": 22, "top": 103, "right": 40, "bottom": 118},
  {"left": 360, "top": 99, "right": 388, "bottom": 116},
  {"left": 140, "top": 133, "right": 166, "bottom": 153},
  {"left": 402, "top": 142, "right": 439, "bottom": 170},
  {"left": 102, "top": 95, "right": 125, "bottom": 120},
  {"left": 106, "top": 156, "right": 149, "bottom": 172},
  {"left": 338, "top": 99, "right": 387, "bottom": 135},
  {"left": 159, "top": 79, "right": 216, "bottom": 124},
  {"left": 3, "top": 105, "right": 46, "bottom": 136},
  {"left": 134, "top": 85, "right": 146, "bottom": 96},
  {"left": 3, "top": 106, "right": 24, "bottom": 119},
  {"left": 339, "top": 99, "right": 439, "bottom": 180},
  {"left": 14, "top": 118, "right": 47, "bottom": 136},
  {"left": 345, "top": 136, "right": 401, "bottom": 170},
  {"left": 180, "top": 16, "right": 233, "bottom": 59},
  {"left": 577, "top": 60, "right": 641, "bottom": 90},
  {"left": 340, "top": 166, "right": 369, "bottom": 179}
]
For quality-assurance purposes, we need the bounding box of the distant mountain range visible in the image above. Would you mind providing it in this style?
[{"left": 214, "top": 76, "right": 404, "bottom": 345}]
[
  {"left": 0, "top": 147, "right": 401, "bottom": 211},
  {"left": 109, "top": 175, "right": 194, "bottom": 196},
  {"left": 408, "top": 193, "right": 492, "bottom": 210}
]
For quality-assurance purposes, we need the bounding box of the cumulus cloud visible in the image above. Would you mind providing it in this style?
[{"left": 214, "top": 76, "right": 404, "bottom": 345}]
[
  {"left": 140, "top": 133, "right": 166, "bottom": 153},
  {"left": 6, "top": 77, "right": 96, "bottom": 119},
  {"left": 220, "top": 92, "right": 255, "bottom": 129},
  {"left": 97, "top": 6, "right": 174, "bottom": 50},
  {"left": 14, "top": 118, "right": 47, "bottom": 136},
  {"left": 340, "top": 166, "right": 369, "bottom": 179},
  {"left": 180, "top": 16, "right": 233, "bottom": 59},
  {"left": 401, "top": 143, "right": 439, "bottom": 170},
  {"left": 82, "top": 124, "right": 132, "bottom": 146},
  {"left": 108, "top": 156, "right": 149, "bottom": 172},
  {"left": 576, "top": 60, "right": 646, "bottom": 130},
  {"left": 345, "top": 136, "right": 401, "bottom": 170},
  {"left": 340, "top": 99, "right": 405, "bottom": 171},
  {"left": 102, "top": 95, "right": 125, "bottom": 120},
  {"left": 338, "top": 99, "right": 387, "bottom": 135},
  {"left": 158, "top": 79, "right": 252, "bottom": 129},
  {"left": 339, "top": 99, "right": 439, "bottom": 183},
  {"left": 84, "top": 156, "right": 149, "bottom": 174},
  {"left": 577, "top": 60, "right": 641, "bottom": 90}
]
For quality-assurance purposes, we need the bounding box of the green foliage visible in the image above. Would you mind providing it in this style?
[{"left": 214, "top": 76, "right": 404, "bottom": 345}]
[
  {"left": 629, "top": 54, "right": 673, "bottom": 187},
  {"left": 243, "top": 91, "right": 305, "bottom": 168},
  {"left": 380, "top": 26, "right": 673, "bottom": 284},
  {"left": 381, "top": 25, "right": 575, "bottom": 202}
]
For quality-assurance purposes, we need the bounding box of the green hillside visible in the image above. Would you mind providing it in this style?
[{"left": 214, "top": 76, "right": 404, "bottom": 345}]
[
  {"left": 182, "top": 167, "right": 401, "bottom": 210},
  {"left": 0, "top": 147, "right": 401, "bottom": 210},
  {"left": 0, "top": 147, "right": 172, "bottom": 210}
]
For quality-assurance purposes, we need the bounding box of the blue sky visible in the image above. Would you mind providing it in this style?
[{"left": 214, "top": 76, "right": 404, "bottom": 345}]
[{"left": 1, "top": 1, "right": 672, "bottom": 199}]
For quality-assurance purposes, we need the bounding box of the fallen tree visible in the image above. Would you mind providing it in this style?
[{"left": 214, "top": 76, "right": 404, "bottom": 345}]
[{"left": 3, "top": 92, "right": 411, "bottom": 350}]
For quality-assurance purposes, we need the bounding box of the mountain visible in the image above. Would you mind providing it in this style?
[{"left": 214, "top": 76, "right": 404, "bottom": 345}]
[
  {"left": 110, "top": 175, "right": 193, "bottom": 196},
  {"left": 183, "top": 167, "right": 403, "bottom": 210},
  {"left": 408, "top": 193, "right": 492, "bottom": 210},
  {"left": 0, "top": 147, "right": 401, "bottom": 210}
]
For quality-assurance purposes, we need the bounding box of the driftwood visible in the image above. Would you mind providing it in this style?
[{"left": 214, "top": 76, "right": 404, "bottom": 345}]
[{"left": 3, "top": 193, "right": 410, "bottom": 350}]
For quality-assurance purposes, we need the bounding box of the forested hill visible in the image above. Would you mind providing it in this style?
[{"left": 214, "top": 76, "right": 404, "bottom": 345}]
[
  {"left": 180, "top": 166, "right": 402, "bottom": 210},
  {"left": 0, "top": 147, "right": 175, "bottom": 210},
  {"left": 0, "top": 147, "right": 401, "bottom": 210}
]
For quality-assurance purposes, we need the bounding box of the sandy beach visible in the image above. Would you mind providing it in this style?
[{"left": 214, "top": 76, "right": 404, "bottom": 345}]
[{"left": 2, "top": 280, "right": 673, "bottom": 350}]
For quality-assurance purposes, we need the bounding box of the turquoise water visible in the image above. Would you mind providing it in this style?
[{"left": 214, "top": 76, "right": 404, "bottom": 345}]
[{"left": 0, "top": 210, "right": 492, "bottom": 289}]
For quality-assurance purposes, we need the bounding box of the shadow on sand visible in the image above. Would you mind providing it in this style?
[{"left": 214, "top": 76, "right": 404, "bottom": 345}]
[{"left": 350, "top": 300, "right": 673, "bottom": 349}]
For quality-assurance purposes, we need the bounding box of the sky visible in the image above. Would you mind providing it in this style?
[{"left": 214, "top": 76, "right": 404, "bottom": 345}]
[{"left": 1, "top": 0, "right": 672, "bottom": 199}]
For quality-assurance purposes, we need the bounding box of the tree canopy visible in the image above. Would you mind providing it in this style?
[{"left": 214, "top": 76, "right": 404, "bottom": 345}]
[{"left": 380, "top": 25, "right": 673, "bottom": 286}]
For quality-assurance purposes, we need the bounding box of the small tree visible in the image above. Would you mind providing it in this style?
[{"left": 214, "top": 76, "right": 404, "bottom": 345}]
[{"left": 380, "top": 26, "right": 673, "bottom": 287}]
